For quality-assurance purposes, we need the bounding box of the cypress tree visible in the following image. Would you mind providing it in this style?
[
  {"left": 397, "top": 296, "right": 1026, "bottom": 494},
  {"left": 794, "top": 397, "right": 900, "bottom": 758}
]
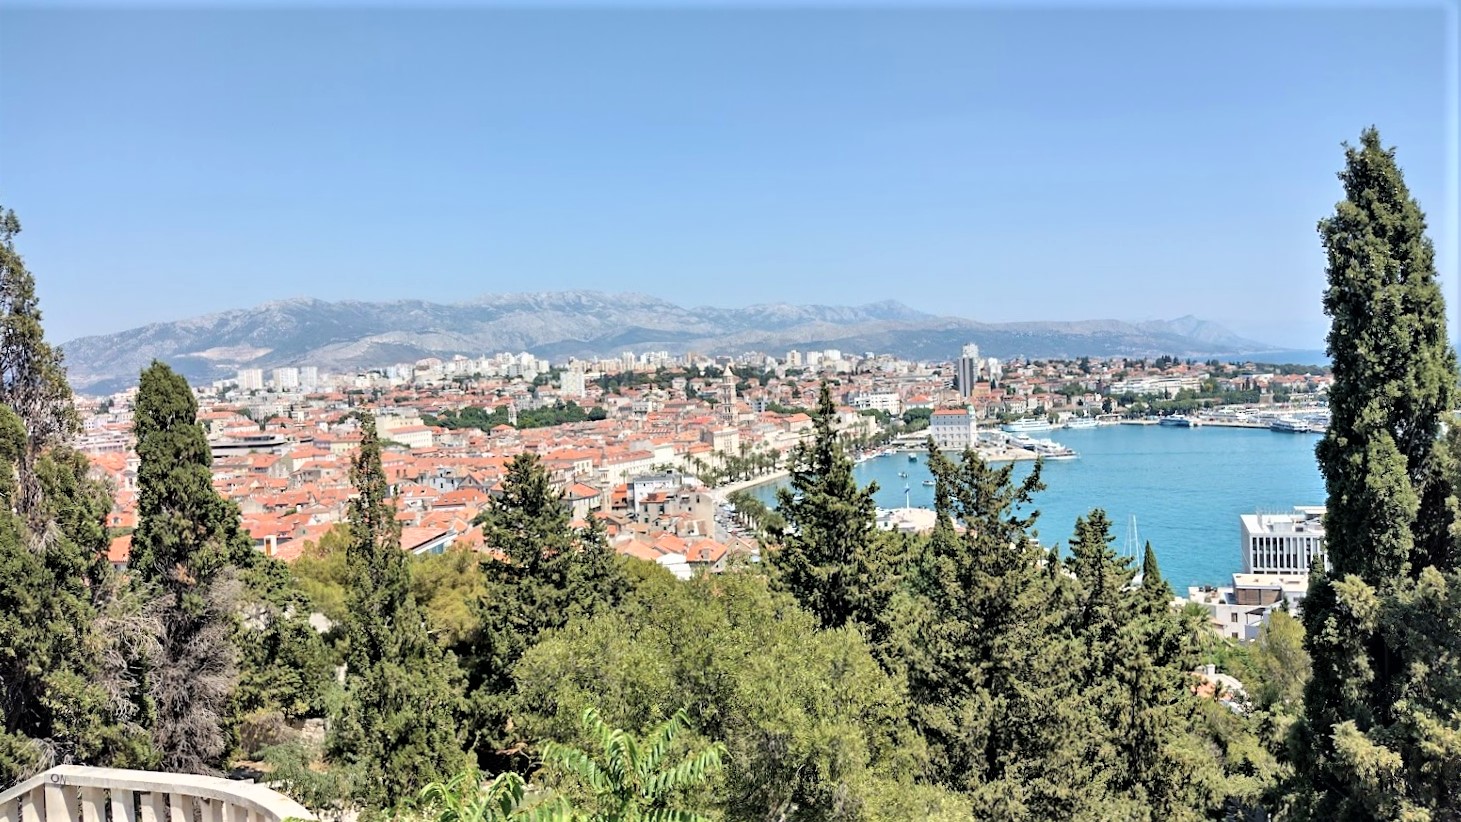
[
  {"left": 131, "top": 361, "right": 254, "bottom": 774},
  {"left": 0, "top": 208, "right": 148, "bottom": 780},
  {"left": 328, "top": 413, "right": 466, "bottom": 811},
  {"left": 770, "top": 381, "right": 893, "bottom": 637},
  {"left": 1296, "top": 127, "right": 1461, "bottom": 820},
  {"left": 465, "top": 451, "right": 626, "bottom": 769}
]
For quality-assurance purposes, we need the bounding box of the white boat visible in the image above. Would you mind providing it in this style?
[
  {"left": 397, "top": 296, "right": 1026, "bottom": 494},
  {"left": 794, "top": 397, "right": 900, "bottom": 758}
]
[
  {"left": 1159, "top": 415, "right": 1199, "bottom": 428},
  {"left": 1270, "top": 417, "right": 1311, "bottom": 433},
  {"left": 1002, "top": 417, "right": 1055, "bottom": 433},
  {"left": 1030, "top": 438, "right": 1079, "bottom": 460},
  {"left": 1064, "top": 417, "right": 1098, "bottom": 430},
  {"left": 922, "top": 479, "right": 936, "bottom": 486}
]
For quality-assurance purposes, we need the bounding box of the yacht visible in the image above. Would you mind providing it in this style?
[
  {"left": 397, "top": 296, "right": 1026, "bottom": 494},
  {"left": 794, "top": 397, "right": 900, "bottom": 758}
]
[
  {"left": 922, "top": 479, "right": 936, "bottom": 487},
  {"left": 1002, "top": 417, "right": 1055, "bottom": 433},
  {"left": 1159, "top": 414, "right": 1200, "bottom": 428},
  {"left": 1030, "top": 438, "right": 1079, "bottom": 460},
  {"left": 1064, "top": 417, "right": 1099, "bottom": 430}
]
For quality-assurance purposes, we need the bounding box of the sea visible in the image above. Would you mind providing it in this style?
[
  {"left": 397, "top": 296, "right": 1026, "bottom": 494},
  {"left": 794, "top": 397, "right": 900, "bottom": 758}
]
[{"left": 747, "top": 424, "right": 1326, "bottom": 590}]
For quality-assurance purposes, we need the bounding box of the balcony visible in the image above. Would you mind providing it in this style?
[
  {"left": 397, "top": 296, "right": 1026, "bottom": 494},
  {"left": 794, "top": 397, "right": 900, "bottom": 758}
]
[{"left": 1, "top": 766, "right": 314, "bottom": 822}]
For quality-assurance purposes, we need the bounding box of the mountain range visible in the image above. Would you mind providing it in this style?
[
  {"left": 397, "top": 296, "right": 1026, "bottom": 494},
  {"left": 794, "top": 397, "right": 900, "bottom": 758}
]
[{"left": 59, "top": 291, "right": 1278, "bottom": 394}]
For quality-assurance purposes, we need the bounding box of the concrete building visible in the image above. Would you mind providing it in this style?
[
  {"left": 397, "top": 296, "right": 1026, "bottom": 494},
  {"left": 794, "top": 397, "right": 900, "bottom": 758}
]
[
  {"left": 298, "top": 366, "right": 319, "bottom": 390},
  {"left": 849, "top": 391, "right": 902, "bottom": 415},
  {"left": 236, "top": 368, "right": 264, "bottom": 392},
  {"left": 1241, "top": 506, "right": 1328, "bottom": 574},
  {"left": 929, "top": 407, "right": 978, "bottom": 452},
  {"left": 957, "top": 343, "right": 981, "bottom": 398},
  {"left": 272, "top": 367, "right": 300, "bottom": 391}
]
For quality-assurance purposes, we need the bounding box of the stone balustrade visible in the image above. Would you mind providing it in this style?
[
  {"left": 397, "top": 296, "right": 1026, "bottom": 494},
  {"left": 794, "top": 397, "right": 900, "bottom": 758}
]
[{"left": 0, "top": 766, "right": 315, "bottom": 822}]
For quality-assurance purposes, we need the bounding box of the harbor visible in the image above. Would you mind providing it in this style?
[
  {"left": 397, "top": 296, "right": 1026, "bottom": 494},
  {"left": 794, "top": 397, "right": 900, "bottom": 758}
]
[{"left": 754, "top": 422, "right": 1326, "bottom": 588}]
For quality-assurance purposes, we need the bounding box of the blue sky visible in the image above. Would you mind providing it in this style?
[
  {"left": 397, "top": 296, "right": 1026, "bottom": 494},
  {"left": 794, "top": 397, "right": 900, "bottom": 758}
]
[{"left": 0, "top": 4, "right": 1453, "bottom": 349}]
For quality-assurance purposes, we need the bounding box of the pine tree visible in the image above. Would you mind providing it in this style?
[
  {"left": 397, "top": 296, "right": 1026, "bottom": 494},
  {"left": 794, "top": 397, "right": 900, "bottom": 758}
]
[
  {"left": 466, "top": 452, "right": 626, "bottom": 770},
  {"left": 897, "top": 442, "right": 1096, "bottom": 816},
  {"left": 131, "top": 361, "right": 255, "bottom": 774},
  {"left": 770, "top": 381, "right": 893, "bottom": 638},
  {"left": 0, "top": 208, "right": 149, "bottom": 781},
  {"left": 0, "top": 207, "right": 75, "bottom": 521},
  {"left": 328, "top": 413, "right": 467, "bottom": 811},
  {"left": 1295, "top": 127, "right": 1461, "bottom": 820}
]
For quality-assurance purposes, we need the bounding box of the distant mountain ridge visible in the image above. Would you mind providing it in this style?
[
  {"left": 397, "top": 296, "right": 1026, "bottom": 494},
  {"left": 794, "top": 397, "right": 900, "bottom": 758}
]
[{"left": 59, "top": 291, "right": 1273, "bottom": 394}]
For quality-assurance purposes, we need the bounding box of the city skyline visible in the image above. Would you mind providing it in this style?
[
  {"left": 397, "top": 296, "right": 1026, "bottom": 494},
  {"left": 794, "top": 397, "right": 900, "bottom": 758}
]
[{"left": 0, "top": 4, "right": 1453, "bottom": 349}]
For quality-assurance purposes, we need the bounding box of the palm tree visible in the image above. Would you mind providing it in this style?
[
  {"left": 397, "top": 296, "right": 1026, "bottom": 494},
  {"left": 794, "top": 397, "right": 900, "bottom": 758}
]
[
  {"left": 417, "top": 770, "right": 570, "bottom": 822},
  {"left": 538, "top": 708, "right": 724, "bottom": 822}
]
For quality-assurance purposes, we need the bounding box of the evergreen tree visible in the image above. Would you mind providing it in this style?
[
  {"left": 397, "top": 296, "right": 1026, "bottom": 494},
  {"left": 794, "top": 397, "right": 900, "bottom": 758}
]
[
  {"left": 328, "top": 413, "right": 467, "bottom": 811},
  {"left": 0, "top": 207, "right": 75, "bottom": 521},
  {"left": 896, "top": 443, "right": 1096, "bottom": 817},
  {"left": 0, "top": 208, "right": 149, "bottom": 780},
  {"left": 770, "top": 381, "right": 894, "bottom": 638},
  {"left": 466, "top": 452, "right": 626, "bottom": 770},
  {"left": 1295, "top": 128, "right": 1461, "bottom": 820},
  {"left": 131, "top": 361, "right": 254, "bottom": 774}
]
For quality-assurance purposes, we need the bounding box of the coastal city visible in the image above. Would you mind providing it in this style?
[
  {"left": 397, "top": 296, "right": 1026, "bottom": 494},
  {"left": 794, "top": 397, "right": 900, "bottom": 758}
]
[
  {"left": 6, "top": 4, "right": 1453, "bottom": 818},
  {"left": 73, "top": 341, "right": 1333, "bottom": 642}
]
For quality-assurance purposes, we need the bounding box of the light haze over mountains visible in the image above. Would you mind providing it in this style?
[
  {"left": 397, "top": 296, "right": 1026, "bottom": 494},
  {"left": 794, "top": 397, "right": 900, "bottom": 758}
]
[{"left": 58, "top": 290, "right": 1315, "bottom": 395}]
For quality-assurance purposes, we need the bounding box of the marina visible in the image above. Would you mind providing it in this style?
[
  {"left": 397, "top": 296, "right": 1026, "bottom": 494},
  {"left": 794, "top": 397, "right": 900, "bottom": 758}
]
[{"left": 754, "top": 423, "right": 1325, "bottom": 588}]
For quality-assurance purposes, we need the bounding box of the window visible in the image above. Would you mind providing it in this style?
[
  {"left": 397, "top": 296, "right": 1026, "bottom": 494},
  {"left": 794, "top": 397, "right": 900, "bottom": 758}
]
[{"left": 1230, "top": 612, "right": 1238, "bottom": 623}]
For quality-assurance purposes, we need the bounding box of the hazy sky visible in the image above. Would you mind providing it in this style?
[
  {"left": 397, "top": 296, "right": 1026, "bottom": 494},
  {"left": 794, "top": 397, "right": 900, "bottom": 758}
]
[{"left": 0, "top": 3, "right": 1453, "bottom": 349}]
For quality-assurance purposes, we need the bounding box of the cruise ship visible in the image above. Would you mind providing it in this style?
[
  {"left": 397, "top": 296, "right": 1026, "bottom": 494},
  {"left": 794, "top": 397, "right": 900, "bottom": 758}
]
[
  {"left": 1002, "top": 417, "right": 1056, "bottom": 433},
  {"left": 1158, "top": 414, "right": 1200, "bottom": 428}
]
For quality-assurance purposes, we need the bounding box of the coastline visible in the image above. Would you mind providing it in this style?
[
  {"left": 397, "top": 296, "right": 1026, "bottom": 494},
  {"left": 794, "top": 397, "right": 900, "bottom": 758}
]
[{"left": 710, "top": 468, "right": 792, "bottom": 502}]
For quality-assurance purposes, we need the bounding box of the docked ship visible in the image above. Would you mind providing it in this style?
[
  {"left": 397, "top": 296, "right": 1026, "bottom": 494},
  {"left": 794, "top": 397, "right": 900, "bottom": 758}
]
[
  {"left": 1002, "top": 417, "right": 1055, "bottom": 433},
  {"left": 1064, "top": 417, "right": 1099, "bottom": 430},
  {"left": 1270, "top": 417, "right": 1311, "bottom": 433},
  {"left": 1158, "top": 414, "right": 1200, "bottom": 428}
]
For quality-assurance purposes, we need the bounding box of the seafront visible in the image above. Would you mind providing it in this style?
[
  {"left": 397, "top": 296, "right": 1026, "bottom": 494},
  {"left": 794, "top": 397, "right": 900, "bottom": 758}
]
[{"left": 750, "top": 423, "right": 1325, "bottom": 587}]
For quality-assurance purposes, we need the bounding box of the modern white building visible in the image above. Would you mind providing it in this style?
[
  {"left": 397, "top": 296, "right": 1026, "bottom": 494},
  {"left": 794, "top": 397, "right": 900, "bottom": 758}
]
[
  {"left": 298, "top": 366, "right": 319, "bottom": 390},
  {"left": 929, "top": 407, "right": 978, "bottom": 452},
  {"left": 957, "top": 343, "right": 981, "bottom": 398},
  {"left": 1184, "top": 506, "right": 1325, "bottom": 640},
  {"left": 1241, "top": 506, "right": 1328, "bottom": 574},
  {"left": 849, "top": 392, "right": 902, "bottom": 415},
  {"left": 561, "top": 368, "right": 587, "bottom": 398},
  {"left": 236, "top": 368, "right": 264, "bottom": 392},
  {"left": 272, "top": 367, "right": 299, "bottom": 391}
]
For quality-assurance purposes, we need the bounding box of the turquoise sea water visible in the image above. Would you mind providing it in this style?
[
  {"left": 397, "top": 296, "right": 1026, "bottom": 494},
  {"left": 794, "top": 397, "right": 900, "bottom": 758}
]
[{"left": 748, "top": 424, "right": 1326, "bottom": 589}]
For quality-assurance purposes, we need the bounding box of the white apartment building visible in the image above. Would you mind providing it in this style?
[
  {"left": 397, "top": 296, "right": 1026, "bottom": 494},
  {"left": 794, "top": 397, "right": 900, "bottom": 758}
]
[
  {"left": 849, "top": 392, "right": 903, "bottom": 415},
  {"left": 1108, "top": 375, "right": 1205, "bottom": 396},
  {"left": 298, "top": 366, "right": 319, "bottom": 390},
  {"left": 1241, "top": 506, "right": 1328, "bottom": 574},
  {"left": 561, "top": 369, "right": 588, "bottom": 398},
  {"left": 929, "top": 407, "right": 978, "bottom": 452},
  {"left": 236, "top": 368, "right": 264, "bottom": 392},
  {"left": 272, "top": 367, "right": 300, "bottom": 391}
]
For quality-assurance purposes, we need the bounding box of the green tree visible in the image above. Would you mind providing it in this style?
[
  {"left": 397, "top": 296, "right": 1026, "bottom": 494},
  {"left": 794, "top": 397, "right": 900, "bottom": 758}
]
[
  {"left": 1295, "top": 128, "right": 1461, "bottom": 821},
  {"left": 513, "top": 568, "right": 937, "bottom": 821},
  {"left": 0, "top": 208, "right": 153, "bottom": 780},
  {"left": 465, "top": 452, "right": 627, "bottom": 770},
  {"left": 328, "top": 413, "right": 467, "bottom": 811},
  {"left": 771, "top": 382, "right": 894, "bottom": 640},
  {"left": 418, "top": 769, "right": 569, "bottom": 822},
  {"left": 131, "top": 361, "right": 255, "bottom": 774},
  {"left": 539, "top": 708, "right": 725, "bottom": 822}
]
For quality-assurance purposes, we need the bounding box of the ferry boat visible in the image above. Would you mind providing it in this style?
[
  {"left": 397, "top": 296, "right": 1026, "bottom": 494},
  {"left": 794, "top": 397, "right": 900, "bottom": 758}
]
[
  {"left": 1064, "top": 417, "right": 1098, "bottom": 430},
  {"left": 1002, "top": 417, "right": 1056, "bottom": 433},
  {"left": 1270, "top": 417, "right": 1311, "bottom": 433},
  {"left": 1158, "top": 414, "right": 1200, "bottom": 428}
]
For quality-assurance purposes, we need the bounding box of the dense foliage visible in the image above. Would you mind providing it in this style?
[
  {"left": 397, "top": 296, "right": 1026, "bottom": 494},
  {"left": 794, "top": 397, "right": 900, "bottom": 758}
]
[
  {"left": 1293, "top": 128, "right": 1461, "bottom": 820},
  {"left": 6, "top": 130, "right": 1461, "bottom": 822},
  {"left": 426, "top": 402, "right": 607, "bottom": 431}
]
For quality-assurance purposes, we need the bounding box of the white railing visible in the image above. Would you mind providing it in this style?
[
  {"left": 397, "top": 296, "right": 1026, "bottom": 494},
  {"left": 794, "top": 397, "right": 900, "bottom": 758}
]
[{"left": 0, "top": 766, "right": 315, "bottom": 822}]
